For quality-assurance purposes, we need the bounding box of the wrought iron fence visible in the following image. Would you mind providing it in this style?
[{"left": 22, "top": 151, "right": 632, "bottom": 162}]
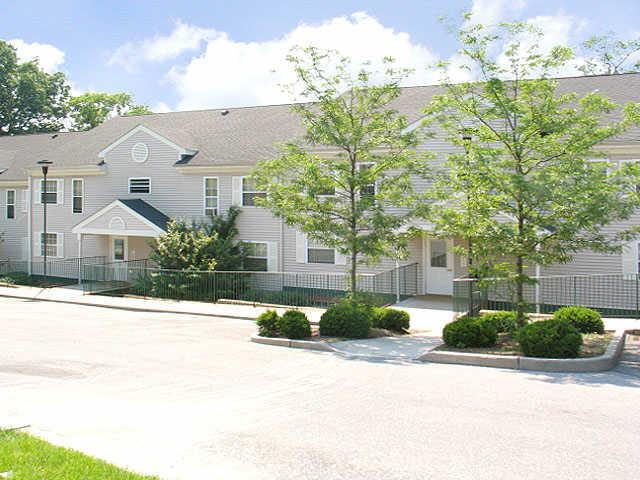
[
  {"left": 82, "top": 261, "right": 419, "bottom": 308},
  {"left": 0, "top": 256, "right": 107, "bottom": 282},
  {"left": 454, "top": 273, "right": 640, "bottom": 318}
]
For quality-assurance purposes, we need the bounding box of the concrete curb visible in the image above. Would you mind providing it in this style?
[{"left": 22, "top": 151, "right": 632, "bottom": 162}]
[
  {"left": 250, "top": 334, "right": 335, "bottom": 352},
  {"left": 417, "top": 329, "right": 628, "bottom": 373}
]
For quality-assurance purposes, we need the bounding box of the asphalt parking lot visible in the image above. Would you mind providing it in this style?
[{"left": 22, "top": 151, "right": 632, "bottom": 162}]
[{"left": 0, "top": 297, "right": 638, "bottom": 479}]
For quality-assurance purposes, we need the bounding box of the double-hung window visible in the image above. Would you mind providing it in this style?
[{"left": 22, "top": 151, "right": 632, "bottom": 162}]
[
  {"left": 307, "top": 238, "right": 335, "bottom": 264},
  {"left": 129, "top": 177, "right": 150, "bottom": 194},
  {"left": 39, "top": 232, "right": 61, "bottom": 258},
  {"left": 40, "top": 179, "right": 58, "bottom": 204},
  {"left": 243, "top": 241, "right": 268, "bottom": 271},
  {"left": 72, "top": 179, "right": 83, "bottom": 213},
  {"left": 204, "top": 177, "right": 218, "bottom": 216},
  {"left": 242, "top": 178, "right": 266, "bottom": 206},
  {"left": 6, "top": 190, "right": 15, "bottom": 219},
  {"left": 357, "top": 162, "right": 376, "bottom": 198}
]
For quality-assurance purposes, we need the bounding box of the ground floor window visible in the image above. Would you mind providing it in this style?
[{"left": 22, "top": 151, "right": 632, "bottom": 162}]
[
  {"left": 243, "top": 241, "right": 268, "bottom": 271},
  {"left": 204, "top": 177, "right": 218, "bottom": 216},
  {"left": 307, "top": 238, "right": 335, "bottom": 264},
  {"left": 39, "top": 232, "right": 61, "bottom": 258}
]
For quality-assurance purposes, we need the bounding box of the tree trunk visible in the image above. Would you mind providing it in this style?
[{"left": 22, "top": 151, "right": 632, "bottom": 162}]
[{"left": 515, "top": 255, "right": 526, "bottom": 326}]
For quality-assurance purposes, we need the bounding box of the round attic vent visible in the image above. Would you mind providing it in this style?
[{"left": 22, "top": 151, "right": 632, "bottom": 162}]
[{"left": 131, "top": 142, "right": 149, "bottom": 163}]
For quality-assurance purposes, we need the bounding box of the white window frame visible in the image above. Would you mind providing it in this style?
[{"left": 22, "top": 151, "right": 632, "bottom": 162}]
[
  {"left": 306, "top": 238, "right": 336, "bottom": 265},
  {"left": 128, "top": 177, "right": 151, "bottom": 194},
  {"left": 203, "top": 176, "right": 218, "bottom": 216},
  {"left": 36, "top": 231, "right": 63, "bottom": 258},
  {"left": 243, "top": 241, "right": 269, "bottom": 271},
  {"left": 38, "top": 178, "right": 62, "bottom": 205},
  {"left": 241, "top": 177, "right": 266, "bottom": 207},
  {"left": 21, "top": 188, "right": 29, "bottom": 213},
  {"left": 6, "top": 189, "right": 15, "bottom": 220},
  {"left": 72, "top": 178, "right": 84, "bottom": 214}
]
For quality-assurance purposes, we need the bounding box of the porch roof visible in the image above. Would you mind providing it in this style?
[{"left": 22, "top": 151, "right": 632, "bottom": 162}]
[{"left": 71, "top": 199, "right": 170, "bottom": 237}]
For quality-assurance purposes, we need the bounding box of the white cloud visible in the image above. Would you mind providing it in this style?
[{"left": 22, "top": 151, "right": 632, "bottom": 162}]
[
  {"left": 469, "top": 0, "right": 527, "bottom": 26},
  {"left": 152, "top": 101, "right": 172, "bottom": 113},
  {"left": 8, "top": 38, "right": 65, "bottom": 73},
  {"left": 108, "top": 20, "right": 217, "bottom": 71},
  {"left": 152, "top": 12, "right": 441, "bottom": 110}
]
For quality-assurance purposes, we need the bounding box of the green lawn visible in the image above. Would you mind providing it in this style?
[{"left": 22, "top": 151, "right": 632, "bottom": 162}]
[{"left": 0, "top": 430, "right": 160, "bottom": 480}]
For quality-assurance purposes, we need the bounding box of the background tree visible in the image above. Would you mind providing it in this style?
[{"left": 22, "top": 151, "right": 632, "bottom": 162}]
[
  {"left": 201, "top": 206, "right": 246, "bottom": 271},
  {"left": 252, "top": 47, "right": 429, "bottom": 297},
  {"left": 69, "top": 92, "right": 152, "bottom": 131},
  {"left": 150, "top": 220, "right": 217, "bottom": 271},
  {"left": 578, "top": 33, "right": 640, "bottom": 75},
  {"left": 0, "top": 40, "right": 70, "bottom": 135},
  {"left": 423, "top": 20, "right": 640, "bottom": 324}
]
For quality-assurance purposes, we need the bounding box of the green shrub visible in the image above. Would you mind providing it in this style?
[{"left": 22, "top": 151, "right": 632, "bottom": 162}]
[
  {"left": 518, "top": 319, "right": 583, "bottom": 358},
  {"left": 481, "top": 311, "right": 520, "bottom": 333},
  {"left": 372, "top": 308, "right": 410, "bottom": 332},
  {"left": 553, "top": 306, "right": 604, "bottom": 334},
  {"left": 256, "top": 310, "right": 280, "bottom": 337},
  {"left": 443, "top": 316, "right": 498, "bottom": 348},
  {"left": 319, "top": 301, "right": 371, "bottom": 338},
  {"left": 278, "top": 310, "right": 312, "bottom": 339}
]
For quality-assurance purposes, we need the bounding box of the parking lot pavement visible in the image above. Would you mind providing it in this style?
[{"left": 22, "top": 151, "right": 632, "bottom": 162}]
[{"left": 1, "top": 297, "right": 639, "bottom": 480}]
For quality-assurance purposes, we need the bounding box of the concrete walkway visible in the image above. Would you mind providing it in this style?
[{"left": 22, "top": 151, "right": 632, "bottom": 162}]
[
  {"left": 331, "top": 334, "right": 442, "bottom": 361},
  {"left": 0, "top": 284, "right": 326, "bottom": 323},
  {"left": 616, "top": 332, "right": 640, "bottom": 377}
]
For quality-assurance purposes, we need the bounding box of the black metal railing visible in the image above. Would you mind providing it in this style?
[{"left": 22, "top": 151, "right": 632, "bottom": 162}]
[
  {"left": 82, "top": 261, "right": 419, "bottom": 308},
  {"left": 453, "top": 273, "right": 640, "bottom": 318},
  {"left": 0, "top": 256, "right": 107, "bottom": 283}
]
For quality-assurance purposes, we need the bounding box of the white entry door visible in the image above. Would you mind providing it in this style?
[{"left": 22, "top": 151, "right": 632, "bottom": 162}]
[{"left": 425, "top": 238, "right": 454, "bottom": 295}]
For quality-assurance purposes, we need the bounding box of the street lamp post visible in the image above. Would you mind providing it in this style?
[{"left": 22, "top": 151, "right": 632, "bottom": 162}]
[{"left": 37, "top": 160, "right": 53, "bottom": 285}]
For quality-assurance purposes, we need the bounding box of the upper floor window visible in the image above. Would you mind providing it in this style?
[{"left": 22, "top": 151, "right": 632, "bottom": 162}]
[
  {"left": 72, "top": 179, "right": 83, "bottom": 214},
  {"left": 357, "top": 163, "right": 376, "bottom": 198},
  {"left": 6, "top": 190, "right": 15, "bottom": 219},
  {"left": 242, "top": 178, "right": 266, "bottom": 206},
  {"left": 307, "top": 238, "right": 335, "bottom": 264},
  {"left": 129, "top": 177, "right": 150, "bottom": 194},
  {"left": 204, "top": 177, "right": 218, "bottom": 216},
  {"left": 40, "top": 179, "right": 59, "bottom": 204}
]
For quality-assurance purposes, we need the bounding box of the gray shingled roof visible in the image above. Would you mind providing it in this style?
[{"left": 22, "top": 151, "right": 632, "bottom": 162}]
[
  {"left": 119, "top": 199, "right": 170, "bottom": 231},
  {"left": 1, "top": 73, "right": 639, "bottom": 182}
]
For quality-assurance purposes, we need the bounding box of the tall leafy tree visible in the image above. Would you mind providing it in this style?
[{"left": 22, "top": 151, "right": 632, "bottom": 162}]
[
  {"left": 69, "top": 92, "right": 152, "bottom": 131},
  {"left": 0, "top": 40, "right": 70, "bottom": 135},
  {"left": 578, "top": 33, "right": 640, "bottom": 75},
  {"left": 150, "top": 220, "right": 217, "bottom": 271},
  {"left": 252, "top": 47, "right": 429, "bottom": 296},
  {"left": 422, "top": 20, "right": 640, "bottom": 324},
  {"left": 201, "top": 206, "right": 246, "bottom": 271}
]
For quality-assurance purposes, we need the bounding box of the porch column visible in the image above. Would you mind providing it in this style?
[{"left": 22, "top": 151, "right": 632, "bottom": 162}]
[{"left": 77, "top": 233, "right": 83, "bottom": 285}]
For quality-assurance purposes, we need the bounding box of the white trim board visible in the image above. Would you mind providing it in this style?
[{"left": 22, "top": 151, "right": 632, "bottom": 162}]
[
  {"left": 71, "top": 199, "right": 166, "bottom": 236},
  {"left": 98, "top": 124, "right": 197, "bottom": 158}
]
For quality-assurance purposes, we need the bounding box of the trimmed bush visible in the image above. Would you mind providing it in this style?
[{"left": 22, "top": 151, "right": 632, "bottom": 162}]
[
  {"left": 443, "top": 316, "right": 498, "bottom": 348},
  {"left": 372, "top": 308, "right": 410, "bottom": 332},
  {"left": 481, "top": 311, "right": 520, "bottom": 333},
  {"left": 256, "top": 310, "right": 280, "bottom": 337},
  {"left": 319, "top": 301, "right": 371, "bottom": 338},
  {"left": 517, "top": 319, "right": 583, "bottom": 358},
  {"left": 553, "top": 306, "right": 604, "bottom": 334},
  {"left": 278, "top": 310, "right": 312, "bottom": 339}
]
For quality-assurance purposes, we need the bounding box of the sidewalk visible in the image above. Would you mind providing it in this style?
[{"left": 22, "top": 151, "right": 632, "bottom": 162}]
[{"left": 0, "top": 284, "right": 326, "bottom": 323}]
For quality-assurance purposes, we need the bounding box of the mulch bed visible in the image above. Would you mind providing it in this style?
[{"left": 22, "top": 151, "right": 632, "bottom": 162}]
[{"left": 435, "top": 331, "right": 614, "bottom": 358}]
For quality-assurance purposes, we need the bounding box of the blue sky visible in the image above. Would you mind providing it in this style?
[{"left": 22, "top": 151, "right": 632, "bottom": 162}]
[{"left": 2, "top": 0, "right": 639, "bottom": 111}]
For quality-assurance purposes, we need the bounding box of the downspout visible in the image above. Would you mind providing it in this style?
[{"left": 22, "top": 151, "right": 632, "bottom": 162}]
[
  {"left": 280, "top": 217, "right": 285, "bottom": 272},
  {"left": 27, "top": 175, "right": 32, "bottom": 274}
]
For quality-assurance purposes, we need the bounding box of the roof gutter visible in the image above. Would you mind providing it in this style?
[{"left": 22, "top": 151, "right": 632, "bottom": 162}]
[{"left": 24, "top": 165, "right": 107, "bottom": 178}]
